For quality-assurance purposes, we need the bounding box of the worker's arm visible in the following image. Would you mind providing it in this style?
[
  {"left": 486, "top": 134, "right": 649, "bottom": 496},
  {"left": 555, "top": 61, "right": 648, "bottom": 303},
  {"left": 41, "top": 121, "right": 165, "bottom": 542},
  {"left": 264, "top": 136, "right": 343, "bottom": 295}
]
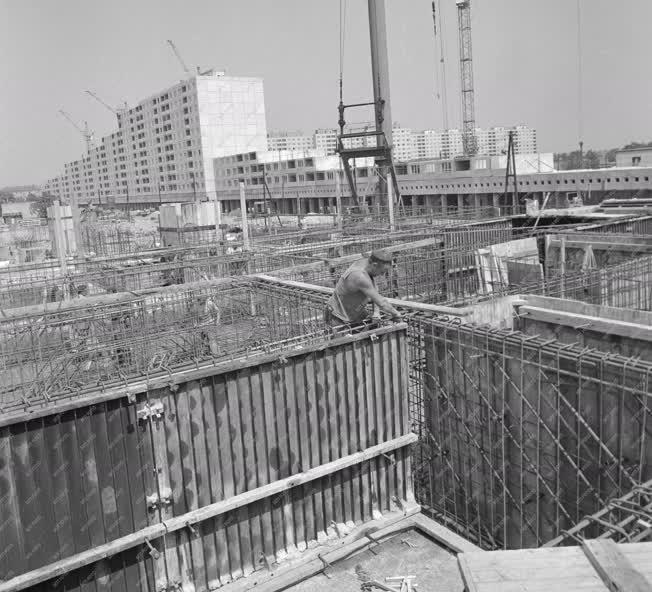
[{"left": 350, "top": 272, "right": 402, "bottom": 320}]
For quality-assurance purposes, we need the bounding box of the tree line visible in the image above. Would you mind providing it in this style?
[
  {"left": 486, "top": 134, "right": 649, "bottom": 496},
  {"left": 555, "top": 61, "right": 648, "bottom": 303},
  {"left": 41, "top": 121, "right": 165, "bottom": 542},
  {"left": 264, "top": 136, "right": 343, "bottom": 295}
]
[{"left": 555, "top": 141, "right": 652, "bottom": 170}]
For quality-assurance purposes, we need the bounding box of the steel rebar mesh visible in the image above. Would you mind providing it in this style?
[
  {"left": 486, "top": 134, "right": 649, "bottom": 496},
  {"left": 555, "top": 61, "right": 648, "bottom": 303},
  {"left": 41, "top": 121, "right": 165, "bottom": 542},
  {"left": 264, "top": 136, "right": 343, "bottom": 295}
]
[
  {"left": 406, "top": 315, "right": 652, "bottom": 550},
  {"left": 543, "top": 478, "right": 652, "bottom": 546},
  {"left": 0, "top": 278, "right": 329, "bottom": 413}
]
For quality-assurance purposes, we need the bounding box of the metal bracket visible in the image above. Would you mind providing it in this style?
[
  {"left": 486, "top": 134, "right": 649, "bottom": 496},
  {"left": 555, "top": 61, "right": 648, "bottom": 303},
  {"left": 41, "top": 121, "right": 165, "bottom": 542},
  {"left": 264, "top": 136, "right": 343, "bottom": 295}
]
[
  {"left": 147, "top": 489, "right": 173, "bottom": 511},
  {"left": 144, "top": 537, "right": 160, "bottom": 560},
  {"left": 382, "top": 452, "right": 396, "bottom": 465},
  {"left": 138, "top": 401, "right": 165, "bottom": 422},
  {"left": 317, "top": 553, "right": 333, "bottom": 579}
]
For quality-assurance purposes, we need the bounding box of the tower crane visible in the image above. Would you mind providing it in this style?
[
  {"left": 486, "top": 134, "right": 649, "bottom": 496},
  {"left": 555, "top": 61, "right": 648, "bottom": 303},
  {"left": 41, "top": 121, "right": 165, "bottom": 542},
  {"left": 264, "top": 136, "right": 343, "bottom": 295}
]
[
  {"left": 85, "top": 90, "right": 128, "bottom": 126},
  {"left": 166, "top": 39, "right": 221, "bottom": 77},
  {"left": 167, "top": 39, "right": 192, "bottom": 77},
  {"left": 58, "top": 110, "right": 94, "bottom": 154},
  {"left": 456, "top": 0, "right": 478, "bottom": 156}
]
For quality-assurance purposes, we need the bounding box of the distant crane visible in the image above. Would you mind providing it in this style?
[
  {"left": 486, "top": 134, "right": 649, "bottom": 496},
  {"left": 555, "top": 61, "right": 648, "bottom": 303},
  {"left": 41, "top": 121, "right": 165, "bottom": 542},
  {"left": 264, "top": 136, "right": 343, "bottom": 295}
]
[
  {"left": 166, "top": 39, "right": 222, "bottom": 77},
  {"left": 85, "top": 90, "right": 129, "bottom": 129},
  {"left": 167, "top": 39, "right": 192, "bottom": 77},
  {"left": 58, "top": 110, "right": 94, "bottom": 154},
  {"left": 456, "top": 0, "right": 478, "bottom": 156},
  {"left": 85, "top": 90, "right": 128, "bottom": 117}
]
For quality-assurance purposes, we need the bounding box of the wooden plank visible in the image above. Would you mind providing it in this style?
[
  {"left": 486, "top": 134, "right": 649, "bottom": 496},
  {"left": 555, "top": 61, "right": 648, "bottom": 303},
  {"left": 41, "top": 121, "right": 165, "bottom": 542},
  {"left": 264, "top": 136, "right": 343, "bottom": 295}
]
[
  {"left": 0, "top": 428, "right": 24, "bottom": 580},
  {"left": 457, "top": 554, "right": 481, "bottom": 592},
  {"left": 232, "top": 369, "right": 253, "bottom": 577},
  {"left": 304, "top": 352, "right": 322, "bottom": 540},
  {"left": 293, "top": 355, "right": 312, "bottom": 547},
  {"left": 314, "top": 349, "right": 334, "bottom": 537},
  {"left": 372, "top": 331, "right": 388, "bottom": 516},
  {"left": 198, "top": 377, "right": 223, "bottom": 590},
  {"left": 411, "top": 514, "right": 482, "bottom": 553},
  {"left": 223, "top": 510, "right": 421, "bottom": 592},
  {"left": 41, "top": 415, "right": 74, "bottom": 564},
  {"left": 105, "top": 400, "right": 137, "bottom": 592},
  {"left": 282, "top": 358, "right": 301, "bottom": 550},
  {"left": 182, "top": 379, "right": 207, "bottom": 588},
  {"left": 329, "top": 346, "right": 345, "bottom": 529},
  {"left": 347, "top": 341, "right": 363, "bottom": 525},
  {"left": 518, "top": 305, "right": 652, "bottom": 342},
  {"left": 259, "top": 362, "right": 279, "bottom": 563},
  {"left": 582, "top": 539, "right": 652, "bottom": 592},
  {"left": 205, "top": 374, "right": 230, "bottom": 586}
]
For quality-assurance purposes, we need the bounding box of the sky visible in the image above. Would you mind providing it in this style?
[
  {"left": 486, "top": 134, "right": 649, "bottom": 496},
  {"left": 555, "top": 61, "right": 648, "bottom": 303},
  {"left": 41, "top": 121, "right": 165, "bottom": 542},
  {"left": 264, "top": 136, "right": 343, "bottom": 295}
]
[{"left": 1, "top": 0, "right": 651, "bottom": 186}]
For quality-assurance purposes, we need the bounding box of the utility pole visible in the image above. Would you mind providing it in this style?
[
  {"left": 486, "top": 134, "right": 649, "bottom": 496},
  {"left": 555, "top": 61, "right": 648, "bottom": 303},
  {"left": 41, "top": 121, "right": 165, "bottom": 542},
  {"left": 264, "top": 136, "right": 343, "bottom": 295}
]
[
  {"left": 503, "top": 131, "right": 518, "bottom": 213},
  {"left": 456, "top": 0, "right": 478, "bottom": 156}
]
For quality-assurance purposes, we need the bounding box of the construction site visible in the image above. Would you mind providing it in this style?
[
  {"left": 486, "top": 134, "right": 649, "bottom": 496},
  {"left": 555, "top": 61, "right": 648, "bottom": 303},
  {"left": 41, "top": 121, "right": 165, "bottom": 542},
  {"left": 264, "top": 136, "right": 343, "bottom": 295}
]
[{"left": 2, "top": 1, "right": 652, "bottom": 592}]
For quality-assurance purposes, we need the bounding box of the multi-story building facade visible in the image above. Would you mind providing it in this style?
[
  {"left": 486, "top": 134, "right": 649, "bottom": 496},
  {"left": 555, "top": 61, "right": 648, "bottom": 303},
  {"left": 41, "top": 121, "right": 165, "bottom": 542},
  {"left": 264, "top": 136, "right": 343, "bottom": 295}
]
[
  {"left": 43, "top": 73, "right": 267, "bottom": 204},
  {"left": 314, "top": 128, "right": 338, "bottom": 155},
  {"left": 266, "top": 130, "right": 314, "bottom": 153}
]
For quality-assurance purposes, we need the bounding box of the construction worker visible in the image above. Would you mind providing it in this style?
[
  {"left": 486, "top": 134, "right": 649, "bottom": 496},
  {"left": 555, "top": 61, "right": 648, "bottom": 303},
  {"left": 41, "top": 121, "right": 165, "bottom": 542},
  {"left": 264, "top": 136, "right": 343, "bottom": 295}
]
[{"left": 325, "top": 249, "right": 402, "bottom": 329}]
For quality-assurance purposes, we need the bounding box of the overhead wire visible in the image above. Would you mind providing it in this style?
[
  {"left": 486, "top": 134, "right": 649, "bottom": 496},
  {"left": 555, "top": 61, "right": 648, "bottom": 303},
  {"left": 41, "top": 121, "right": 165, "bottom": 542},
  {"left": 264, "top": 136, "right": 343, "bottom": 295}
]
[{"left": 576, "top": 0, "right": 584, "bottom": 152}]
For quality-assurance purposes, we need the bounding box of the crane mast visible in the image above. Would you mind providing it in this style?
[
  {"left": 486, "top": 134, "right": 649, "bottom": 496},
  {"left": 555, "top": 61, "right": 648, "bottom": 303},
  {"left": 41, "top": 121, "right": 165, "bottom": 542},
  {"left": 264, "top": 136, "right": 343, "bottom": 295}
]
[
  {"left": 457, "top": 0, "right": 477, "bottom": 156},
  {"left": 59, "top": 109, "right": 94, "bottom": 155}
]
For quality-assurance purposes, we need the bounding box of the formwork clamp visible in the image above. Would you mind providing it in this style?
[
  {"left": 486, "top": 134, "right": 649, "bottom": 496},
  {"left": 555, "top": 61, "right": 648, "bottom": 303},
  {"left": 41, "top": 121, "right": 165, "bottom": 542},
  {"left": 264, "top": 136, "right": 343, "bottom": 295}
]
[
  {"left": 317, "top": 553, "right": 333, "bottom": 579},
  {"left": 144, "top": 537, "right": 160, "bottom": 560},
  {"left": 138, "top": 401, "right": 165, "bottom": 422},
  {"left": 147, "top": 489, "right": 173, "bottom": 511}
]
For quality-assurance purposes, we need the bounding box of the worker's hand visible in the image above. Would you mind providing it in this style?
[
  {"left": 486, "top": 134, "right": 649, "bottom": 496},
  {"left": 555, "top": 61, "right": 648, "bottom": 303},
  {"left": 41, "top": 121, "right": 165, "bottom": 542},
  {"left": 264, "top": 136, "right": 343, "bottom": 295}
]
[{"left": 390, "top": 312, "right": 403, "bottom": 322}]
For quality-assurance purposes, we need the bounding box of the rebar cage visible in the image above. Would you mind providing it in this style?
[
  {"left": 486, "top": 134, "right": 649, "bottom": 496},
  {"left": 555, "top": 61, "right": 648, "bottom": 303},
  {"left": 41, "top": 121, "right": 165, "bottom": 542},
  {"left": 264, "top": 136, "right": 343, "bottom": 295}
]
[
  {"left": 408, "top": 315, "right": 652, "bottom": 550},
  {"left": 0, "top": 278, "right": 330, "bottom": 414}
]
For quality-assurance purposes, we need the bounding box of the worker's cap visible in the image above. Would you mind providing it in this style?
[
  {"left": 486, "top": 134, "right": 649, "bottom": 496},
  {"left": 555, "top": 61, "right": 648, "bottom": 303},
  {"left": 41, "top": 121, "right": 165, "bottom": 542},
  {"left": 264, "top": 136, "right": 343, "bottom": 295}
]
[{"left": 369, "top": 249, "right": 393, "bottom": 263}]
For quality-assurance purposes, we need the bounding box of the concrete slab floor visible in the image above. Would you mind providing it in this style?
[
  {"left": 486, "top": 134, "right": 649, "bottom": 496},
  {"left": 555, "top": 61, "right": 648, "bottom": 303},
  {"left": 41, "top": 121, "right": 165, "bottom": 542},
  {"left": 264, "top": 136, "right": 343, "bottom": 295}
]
[{"left": 287, "top": 530, "right": 463, "bottom": 592}]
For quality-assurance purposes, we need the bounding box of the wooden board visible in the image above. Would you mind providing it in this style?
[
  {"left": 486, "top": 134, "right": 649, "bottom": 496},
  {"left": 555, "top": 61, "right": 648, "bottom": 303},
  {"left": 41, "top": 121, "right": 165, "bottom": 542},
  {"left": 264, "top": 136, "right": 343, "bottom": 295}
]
[{"left": 582, "top": 540, "right": 652, "bottom": 592}]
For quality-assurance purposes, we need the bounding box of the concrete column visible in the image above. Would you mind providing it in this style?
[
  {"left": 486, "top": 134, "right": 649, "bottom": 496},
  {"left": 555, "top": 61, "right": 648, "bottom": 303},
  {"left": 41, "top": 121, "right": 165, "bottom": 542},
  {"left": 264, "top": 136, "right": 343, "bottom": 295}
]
[
  {"left": 239, "top": 182, "right": 250, "bottom": 250},
  {"left": 441, "top": 194, "right": 447, "bottom": 215}
]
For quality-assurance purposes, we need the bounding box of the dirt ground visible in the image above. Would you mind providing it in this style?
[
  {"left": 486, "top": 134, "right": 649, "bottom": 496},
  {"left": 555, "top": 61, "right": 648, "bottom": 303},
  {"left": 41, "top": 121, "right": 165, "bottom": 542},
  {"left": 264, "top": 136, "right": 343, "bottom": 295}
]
[{"left": 288, "top": 530, "right": 464, "bottom": 592}]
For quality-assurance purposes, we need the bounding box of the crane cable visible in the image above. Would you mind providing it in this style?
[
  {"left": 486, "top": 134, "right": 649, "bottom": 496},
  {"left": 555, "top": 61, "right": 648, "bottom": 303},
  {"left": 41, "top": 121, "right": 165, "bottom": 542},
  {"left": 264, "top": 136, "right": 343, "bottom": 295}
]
[{"left": 339, "top": 0, "right": 347, "bottom": 104}]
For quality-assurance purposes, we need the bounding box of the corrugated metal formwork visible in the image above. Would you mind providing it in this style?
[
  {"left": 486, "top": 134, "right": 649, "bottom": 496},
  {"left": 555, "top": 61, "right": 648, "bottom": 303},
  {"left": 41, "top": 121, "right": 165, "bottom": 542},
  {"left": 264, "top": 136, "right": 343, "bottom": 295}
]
[{"left": 0, "top": 325, "right": 413, "bottom": 592}]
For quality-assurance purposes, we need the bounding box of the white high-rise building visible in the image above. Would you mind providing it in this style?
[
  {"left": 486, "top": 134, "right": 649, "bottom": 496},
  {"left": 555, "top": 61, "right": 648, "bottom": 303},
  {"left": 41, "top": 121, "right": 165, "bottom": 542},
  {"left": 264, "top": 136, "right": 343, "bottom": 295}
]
[
  {"left": 267, "top": 130, "right": 314, "bottom": 153},
  {"left": 314, "top": 128, "right": 338, "bottom": 155},
  {"left": 391, "top": 124, "right": 415, "bottom": 162},
  {"left": 44, "top": 73, "right": 268, "bottom": 203}
]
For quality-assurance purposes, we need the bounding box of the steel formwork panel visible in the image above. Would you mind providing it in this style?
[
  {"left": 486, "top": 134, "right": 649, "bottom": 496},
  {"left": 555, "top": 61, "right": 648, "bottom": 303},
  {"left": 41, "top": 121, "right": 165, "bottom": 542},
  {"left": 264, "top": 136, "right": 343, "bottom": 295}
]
[{"left": 0, "top": 325, "right": 413, "bottom": 592}]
